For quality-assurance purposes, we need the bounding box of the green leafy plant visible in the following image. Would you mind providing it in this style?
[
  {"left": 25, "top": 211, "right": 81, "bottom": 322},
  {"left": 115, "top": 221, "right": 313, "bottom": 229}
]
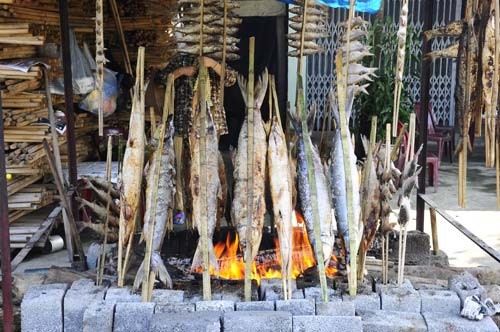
[{"left": 354, "top": 16, "right": 421, "bottom": 140}]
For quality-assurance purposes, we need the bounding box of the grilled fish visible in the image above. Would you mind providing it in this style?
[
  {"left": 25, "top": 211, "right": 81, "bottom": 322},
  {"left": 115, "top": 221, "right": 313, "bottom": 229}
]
[
  {"left": 289, "top": 40, "right": 322, "bottom": 49},
  {"left": 177, "top": 44, "right": 239, "bottom": 55},
  {"left": 424, "top": 20, "right": 464, "bottom": 41},
  {"left": 232, "top": 70, "right": 269, "bottom": 262},
  {"left": 289, "top": 15, "right": 325, "bottom": 24},
  {"left": 289, "top": 6, "right": 324, "bottom": 16},
  {"left": 268, "top": 113, "right": 294, "bottom": 291},
  {"left": 134, "top": 116, "right": 176, "bottom": 290},
  {"left": 290, "top": 108, "right": 335, "bottom": 266},
  {"left": 289, "top": 48, "right": 325, "bottom": 57},
  {"left": 423, "top": 43, "right": 459, "bottom": 61},
  {"left": 341, "top": 29, "right": 368, "bottom": 42},
  {"left": 190, "top": 106, "right": 221, "bottom": 274},
  {"left": 176, "top": 25, "right": 238, "bottom": 36},
  {"left": 289, "top": 22, "right": 327, "bottom": 32},
  {"left": 217, "top": 152, "right": 228, "bottom": 230},
  {"left": 340, "top": 16, "right": 369, "bottom": 29},
  {"left": 287, "top": 32, "right": 329, "bottom": 41},
  {"left": 206, "top": 52, "right": 241, "bottom": 61}
]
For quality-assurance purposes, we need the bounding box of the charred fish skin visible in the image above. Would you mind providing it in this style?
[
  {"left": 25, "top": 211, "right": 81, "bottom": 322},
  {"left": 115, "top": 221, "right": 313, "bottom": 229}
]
[
  {"left": 268, "top": 116, "right": 294, "bottom": 283},
  {"left": 190, "top": 110, "right": 221, "bottom": 275},
  {"left": 233, "top": 70, "right": 269, "bottom": 263},
  {"left": 290, "top": 110, "right": 335, "bottom": 265},
  {"left": 134, "top": 116, "right": 176, "bottom": 290}
]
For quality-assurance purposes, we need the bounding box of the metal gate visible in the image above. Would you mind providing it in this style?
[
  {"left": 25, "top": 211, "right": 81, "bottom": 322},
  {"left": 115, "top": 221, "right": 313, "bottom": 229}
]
[{"left": 306, "top": 0, "right": 462, "bottom": 127}]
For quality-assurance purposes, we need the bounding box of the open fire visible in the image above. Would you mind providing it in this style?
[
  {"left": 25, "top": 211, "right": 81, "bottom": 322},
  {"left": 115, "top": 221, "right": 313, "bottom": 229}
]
[{"left": 203, "top": 212, "right": 339, "bottom": 283}]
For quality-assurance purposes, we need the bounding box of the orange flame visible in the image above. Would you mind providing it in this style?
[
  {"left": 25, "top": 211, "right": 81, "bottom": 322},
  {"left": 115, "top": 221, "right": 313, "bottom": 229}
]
[{"left": 202, "top": 211, "right": 338, "bottom": 282}]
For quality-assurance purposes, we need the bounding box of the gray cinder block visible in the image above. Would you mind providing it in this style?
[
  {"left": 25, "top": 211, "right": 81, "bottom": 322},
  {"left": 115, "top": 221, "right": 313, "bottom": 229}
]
[
  {"left": 21, "top": 283, "right": 68, "bottom": 332},
  {"left": 275, "top": 299, "right": 315, "bottom": 316},
  {"left": 113, "top": 302, "right": 155, "bottom": 332},
  {"left": 151, "top": 289, "right": 184, "bottom": 303},
  {"left": 195, "top": 300, "right": 235, "bottom": 312},
  {"left": 315, "top": 300, "right": 355, "bottom": 316},
  {"left": 303, "top": 287, "right": 340, "bottom": 302},
  {"left": 150, "top": 311, "right": 221, "bottom": 332},
  {"left": 83, "top": 300, "right": 115, "bottom": 332},
  {"left": 64, "top": 285, "right": 106, "bottom": 332},
  {"left": 360, "top": 309, "right": 427, "bottom": 332},
  {"left": 343, "top": 292, "right": 381, "bottom": 312},
  {"left": 155, "top": 302, "right": 195, "bottom": 313},
  {"left": 420, "top": 289, "right": 461, "bottom": 315},
  {"left": 380, "top": 283, "right": 421, "bottom": 313},
  {"left": 448, "top": 272, "right": 487, "bottom": 307},
  {"left": 224, "top": 311, "right": 292, "bottom": 332},
  {"left": 104, "top": 287, "right": 141, "bottom": 303},
  {"left": 235, "top": 301, "right": 275, "bottom": 311},
  {"left": 293, "top": 315, "right": 362, "bottom": 332},
  {"left": 423, "top": 312, "right": 499, "bottom": 332}
]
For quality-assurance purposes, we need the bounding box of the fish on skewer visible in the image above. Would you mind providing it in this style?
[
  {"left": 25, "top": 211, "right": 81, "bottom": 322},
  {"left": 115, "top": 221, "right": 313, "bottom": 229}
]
[
  {"left": 267, "top": 90, "right": 294, "bottom": 298},
  {"left": 232, "top": 70, "right": 269, "bottom": 262},
  {"left": 217, "top": 152, "right": 228, "bottom": 230},
  {"left": 289, "top": 5, "right": 323, "bottom": 16},
  {"left": 290, "top": 107, "right": 336, "bottom": 267},
  {"left": 423, "top": 43, "right": 459, "bottom": 61},
  {"left": 190, "top": 107, "right": 221, "bottom": 275},
  {"left": 423, "top": 20, "right": 464, "bottom": 41},
  {"left": 287, "top": 32, "right": 330, "bottom": 41},
  {"left": 177, "top": 44, "right": 240, "bottom": 55},
  {"left": 289, "top": 22, "right": 328, "bottom": 32},
  {"left": 134, "top": 116, "right": 176, "bottom": 290}
]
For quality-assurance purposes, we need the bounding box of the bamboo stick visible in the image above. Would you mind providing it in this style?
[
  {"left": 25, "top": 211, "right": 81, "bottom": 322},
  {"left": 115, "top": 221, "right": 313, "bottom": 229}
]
[
  {"left": 487, "top": 0, "right": 500, "bottom": 168},
  {"left": 108, "top": 0, "right": 132, "bottom": 75},
  {"left": 244, "top": 37, "right": 255, "bottom": 302},
  {"left": 96, "top": 0, "right": 104, "bottom": 136},
  {"left": 430, "top": 207, "right": 439, "bottom": 255},
  {"left": 96, "top": 136, "right": 112, "bottom": 286},
  {"left": 219, "top": 0, "right": 228, "bottom": 110},
  {"left": 390, "top": 123, "right": 407, "bottom": 161}
]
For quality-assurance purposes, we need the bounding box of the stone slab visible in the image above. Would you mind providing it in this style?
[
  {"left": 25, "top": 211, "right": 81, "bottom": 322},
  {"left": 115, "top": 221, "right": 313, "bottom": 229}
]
[
  {"left": 380, "top": 284, "right": 421, "bottom": 313},
  {"left": 315, "top": 301, "right": 355, "bottom": 316},
  {"left": 195, "top": 300, "right": 235, "bottom": 312},
  {"left": 304, "top": 287, "right": 341, "bottom": 302},
  {"left": 69, "top": 279, "right": 95, "bottom": 291},
  {"left": 21, "top": 283, "right": 68, "bottom": 332},
  {"left": 113, "top": 302, "right": 155, "bottom": 332},
  {"left": 150, "top": 311, "right": 221, "bottom": 332},
  {"left": 292, "top": 315, "right": 362, "bottom": 332},
  {"left": 276, "top": 299, "right": 315, "bottom": 316},
  {"left": 448, "top": 272, "right": 487, "bottom": 306},
  {"left": 83, "top": 300, "right": 115, "bottom": 332},
  {"left": 235, "top": 301, "right": 275, "bottom": 311},
  {"left": 420, "top": 289, "right": 461, "bottom": 315},
  {"left": 64, "top": 285, "right": 106, "bottom": 332},
  {"left": 343, "top": 292, "right": 380, "bottom": 312},
  {"left": 104, "top": 287, "right": 140, "bottom": 302},
  {"left": 224, "top": 311, "right": 292, "bottom": 332},
  {"left": 360, "top": 309, "right": 427, "bottom": 332},
  {"left": 151, "top": 289, "right": 184, "bottom": 303},
  {"left": 155, "top": 302, "right": 195, "bottom": 313},
  {"left": 424, "top": 312, "right": 499, "bottom": 332}
]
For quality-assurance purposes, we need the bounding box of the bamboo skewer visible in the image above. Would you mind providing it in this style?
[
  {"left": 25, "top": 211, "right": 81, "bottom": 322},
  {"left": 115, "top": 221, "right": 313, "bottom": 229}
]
[
  {"left": 219, "top": 0, "right": 228, "bottom": 110},
  {"left": 96, "top": 0, "right": 104, "bottom": 136},
  {"left": 96, "top": 136, "right": 113, "bottom": 286},
  {"left": 108, "top": 0, "right": 132, "bottom": 75},
  {"left": 244, "top": 37, "right": 255, "bottom": 302}
]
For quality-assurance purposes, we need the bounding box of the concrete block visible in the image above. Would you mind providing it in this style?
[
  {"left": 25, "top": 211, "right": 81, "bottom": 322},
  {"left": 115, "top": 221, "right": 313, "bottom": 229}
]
[
  {"left": 104, "top": 287, "right": 140, "bottom": 302},
  {"left": 151, "top": 289, "right": 184, "bottom": 303},
  {"left": 21, "top": 283, "right": 68, "bottom": 332},
  {"left": 224, "top": 311, "right": 292, "bottom": 332},
  {"left": 235, "top": 301, "right": 275, "bottom": 311},
  {"left": 293, "top": 315, "right": 362, "bottom": 332},
  {"left": 113, "top": 302, "right": 155, "bottom": 332},
  {"left": 83, "top": 300, "right": 115, "bottom": 332},
  {"left": 420, "top": 289, "right": 461, "bottom": 315},
  {"left": 380, "top": 284, "right": 421, "bottom": 313},
  {"left": 342, "top": 292, "right": 380, "bottom": 312},
  {"left": 449, "top": 272, "right": 487, "bottom": 306},
  {"left": 304, "top": 287, "right": 341, "bottom": 302},
  {"left": 151, "top": 312, "right": 221, "bottom": 332},
  {"left": 195, "top": 300, "right": 235, "bottom": 312},
  {"left": 64, "top": 285, "right": 106, "bottom": 332},
  {"left": 276, "top": 299, "right": 315, "bottom": 316},
  {"left": 292, "top": 289, "right": 305, "bottom": 299},
  {"left": 315, "top": 301, "right": 355, "bottom": 316},
  {"left": 260, "top": 278, "right": 297, "bottom": 301},
  {"left": 155, "top": 302, "right": 195, "bottom": 313},
  {"left": 69, "top": 279, "right": 95, "bottom": 290},
  {"left": 391, "top": 230, "right": 430, "bottom": 265},
  {"left": 424, "top": 312, "right": 499, "bottom": 332},
  {"left": 360, "top": 310, "right": 427, "bottom": 332}
]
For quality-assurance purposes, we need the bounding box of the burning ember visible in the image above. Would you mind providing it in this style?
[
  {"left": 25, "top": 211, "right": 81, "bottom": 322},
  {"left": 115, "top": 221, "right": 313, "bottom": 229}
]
[{"left": 200, "top": 212, "right": 338, "bottom": 283}]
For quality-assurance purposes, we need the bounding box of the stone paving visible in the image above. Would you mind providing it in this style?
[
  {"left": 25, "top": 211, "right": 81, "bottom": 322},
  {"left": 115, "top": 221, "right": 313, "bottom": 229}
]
[{"left": 21, "top": 274, "right": 500, "bottom": 332}]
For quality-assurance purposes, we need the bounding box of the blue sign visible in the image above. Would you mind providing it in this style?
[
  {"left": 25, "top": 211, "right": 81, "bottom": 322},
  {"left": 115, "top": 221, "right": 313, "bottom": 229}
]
[{"left": 279, "top": 0, "right": 382, "bottom": 14}]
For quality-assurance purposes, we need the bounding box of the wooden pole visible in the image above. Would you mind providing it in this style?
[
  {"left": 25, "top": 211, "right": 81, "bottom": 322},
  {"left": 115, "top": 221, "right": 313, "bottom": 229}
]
[
  {"left": 219, "top": 0, "right": 228, "bottom": 108},
  {"left": 97, "top": 136, "right": 113, "bottom": 286},
  {"left": 244, "top": 37, "right": 255, "bottom": 302},
  {"left": 429, "top": 208, "right": 439, "bottom": 255},
  {"left": 497, "top": 140, "right": 500, "bottom": 208},
  {"left": 96, "top": 0, "right": 104, "bottom": 136},
  {"left": 108, "top": 0, "right": 132, "bottom": 74}
]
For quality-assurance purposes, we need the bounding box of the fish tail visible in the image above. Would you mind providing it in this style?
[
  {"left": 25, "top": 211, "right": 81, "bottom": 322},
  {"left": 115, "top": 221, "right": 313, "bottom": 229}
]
[
  {"left": 151, "top": 252, "right": 173, "bottom": 289},
  {"left": 133, "top": 260, "right": 145, "bottom": 291},
  {"left": 191, "top": 241, "right": 219, "bottom": 277}
]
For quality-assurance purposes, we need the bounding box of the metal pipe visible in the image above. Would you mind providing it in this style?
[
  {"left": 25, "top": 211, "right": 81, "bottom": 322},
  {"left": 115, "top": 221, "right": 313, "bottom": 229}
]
[
  {"left": 416, "top": 0, "right": 433, "bottom": 231},
  {"left": 0, "top": 93, "right": 14, "bottom": 332}
]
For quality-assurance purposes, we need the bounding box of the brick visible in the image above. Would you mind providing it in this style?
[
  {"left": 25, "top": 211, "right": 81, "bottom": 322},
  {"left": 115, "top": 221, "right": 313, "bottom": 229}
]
[
  {"left": 420, "top": 289, "right": 461, "bottom": 315},
  {"left": 64, "top": 285, "right": 106, "bottom": 332},
  {"left": 342, "top": 292, "right": 380, "bottom": 312},
  {"left": 224, "top": 311, "right": 292, "bottom": 332},
  {"left": 83, "top": 300, "right": 115, "bottom": 332},
  {"left": 303, "top": 287, "right": 340, "bottom": 302},
  {"left": 360, "top": 310, "right": 427, "bottom": 332},
  {"left": 380, "top": 283, "right": 421, "bottom": 313},
  {"left": 195, "top": 300, "right": 235, "bottom": 312},
  {"left": 424, "top": 312, "right": 499, "bottom": 332},
  {"left": 276, "top": 299, "right": 315, "bottom": 316},
  {"left": 235, "top": 301, "right": 275, "bottom": 311},
  {"left": 21, "top": 283, "right": 68, "bottom": 332},
  {"left": 315, "top": 301, "right": 355, "bottom": 316},
  {"left": 151, "top": 289, "right": 184, "bottom": 303},
  {"left": 150, "top": 312, "right": 221, "bottom": 332},
  {"left": 155, "top": 302, "right": 195, "bottom": 314},
  {"left": 113, "top": 302, "right": 155, "bottom": 332},
  {"left": 293, "top": 315, "right": 362, "bottom": 332},
  {"left": 104, "top": 287, "right": 140, "bottom": 302},
  {"left": 448, "top": 272, "right": 487, "bottom": 306}
]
